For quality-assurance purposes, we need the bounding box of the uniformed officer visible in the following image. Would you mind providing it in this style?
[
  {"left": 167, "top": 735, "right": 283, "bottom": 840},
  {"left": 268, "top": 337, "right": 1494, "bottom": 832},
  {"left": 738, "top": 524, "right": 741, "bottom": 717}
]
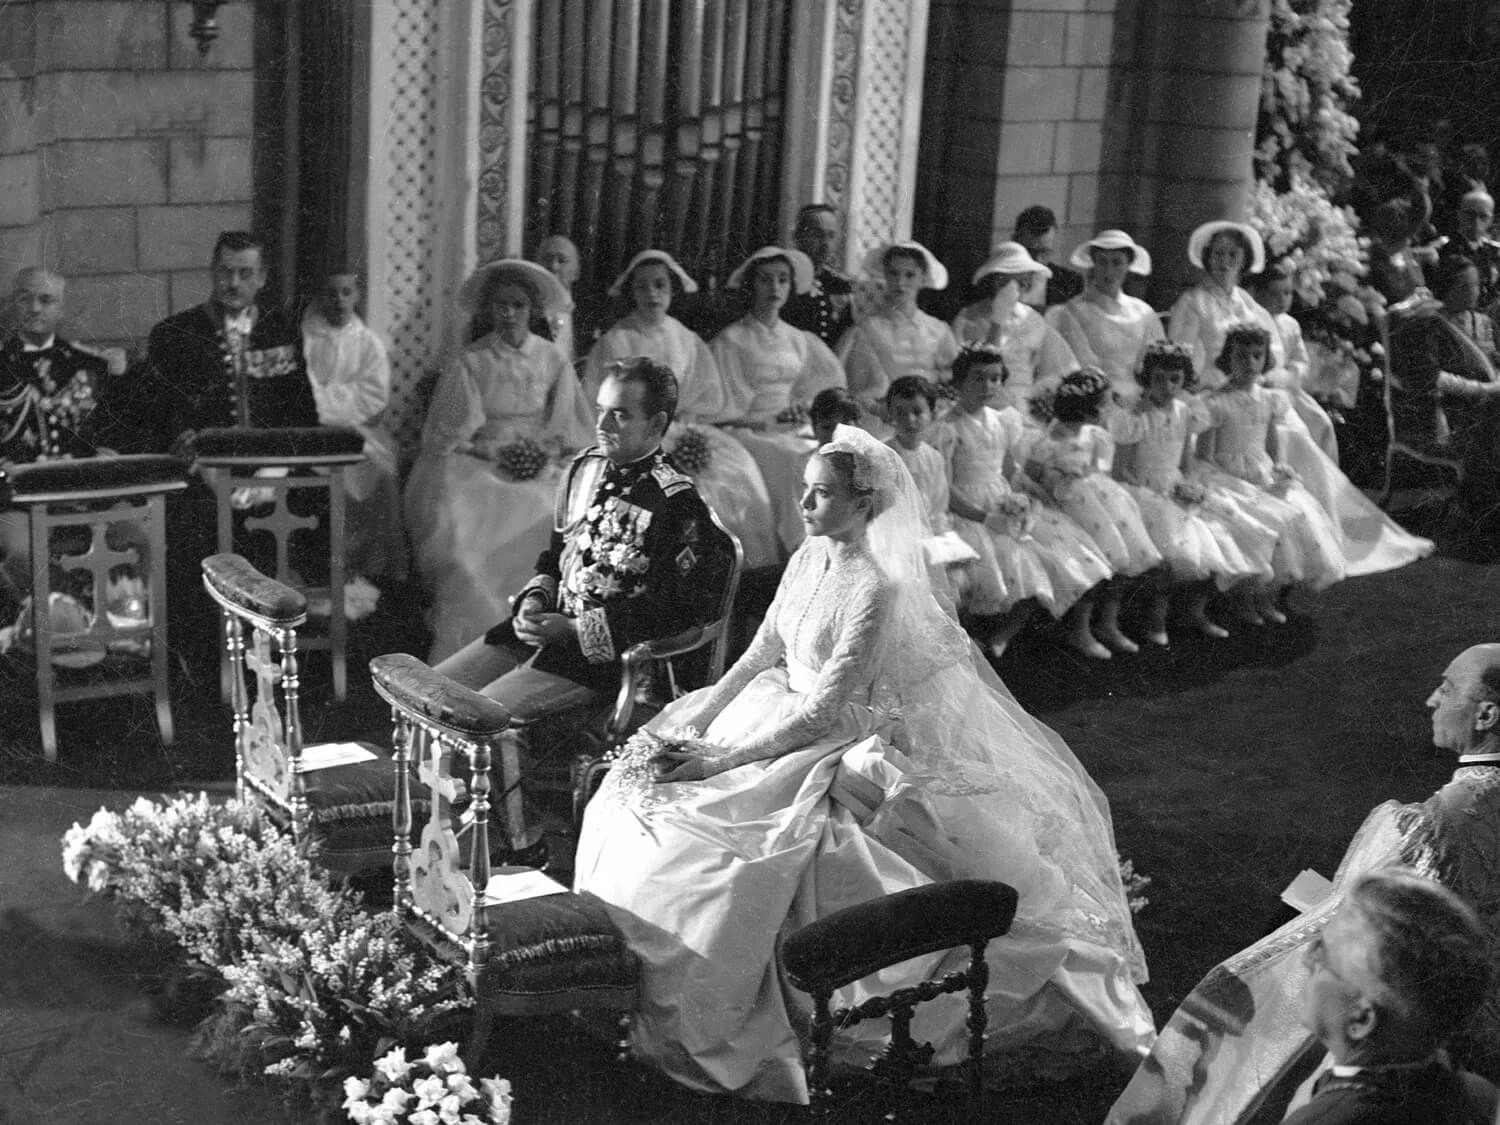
[
  {"left": 782, "top": 204, "right": 854, "bottom": 350},
  {"left": 436, "top": 354, "right": 716, "bottom": 751},
  {"left": 0, "top": 267, "right": 114, "bottom": 602}
]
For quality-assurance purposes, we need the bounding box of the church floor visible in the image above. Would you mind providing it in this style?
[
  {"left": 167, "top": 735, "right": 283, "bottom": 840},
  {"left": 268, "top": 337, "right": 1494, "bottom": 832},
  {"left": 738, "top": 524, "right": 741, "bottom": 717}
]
[{"left": 0, "top": 508, "right": 1493, "bottom": 1123}]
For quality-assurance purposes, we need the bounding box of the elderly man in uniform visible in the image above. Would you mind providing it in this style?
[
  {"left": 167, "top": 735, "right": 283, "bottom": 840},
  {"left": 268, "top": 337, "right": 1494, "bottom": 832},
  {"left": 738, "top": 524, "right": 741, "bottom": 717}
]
[
  {"left": 0, "top": 268, "right": 113, "bottom": 606},
  {"left": 1107, "top": 643, "right": 1500, "bottom": 1124},
  {"left": 782, "top": 204, "right": 854, "bottom": 350},
  {"left": 435, "top": 357, "right": 717, "bottom": 854}
]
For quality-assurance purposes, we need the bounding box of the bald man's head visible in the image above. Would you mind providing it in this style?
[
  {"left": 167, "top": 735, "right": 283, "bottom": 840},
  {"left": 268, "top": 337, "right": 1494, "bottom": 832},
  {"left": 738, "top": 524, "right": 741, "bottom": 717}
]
[
  {"left": 12, "top": 267, "right": 66, "bottom": 346},
  {"left": 1426, "top": 644, "right": 1500, "bottom": 755}
]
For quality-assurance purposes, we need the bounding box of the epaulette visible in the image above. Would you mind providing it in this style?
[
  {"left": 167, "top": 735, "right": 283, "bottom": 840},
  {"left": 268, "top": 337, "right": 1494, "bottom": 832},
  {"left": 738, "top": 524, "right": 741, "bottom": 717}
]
[{"left": 651, "top": 460, "right": 694, "bottom": 496}]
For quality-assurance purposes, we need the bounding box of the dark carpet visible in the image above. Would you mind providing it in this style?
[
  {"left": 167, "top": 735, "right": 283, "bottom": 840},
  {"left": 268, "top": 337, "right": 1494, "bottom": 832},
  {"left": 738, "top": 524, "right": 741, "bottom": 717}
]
[{"left": 0, "top": 542, "right": 1494, "bottom": 1122}]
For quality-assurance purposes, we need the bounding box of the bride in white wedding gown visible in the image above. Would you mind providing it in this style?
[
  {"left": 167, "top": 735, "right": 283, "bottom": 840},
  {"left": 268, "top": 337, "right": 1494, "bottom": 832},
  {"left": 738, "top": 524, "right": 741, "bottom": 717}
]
[{"left": 573, "top": 425, "right": 1155, "bottom": 1103}]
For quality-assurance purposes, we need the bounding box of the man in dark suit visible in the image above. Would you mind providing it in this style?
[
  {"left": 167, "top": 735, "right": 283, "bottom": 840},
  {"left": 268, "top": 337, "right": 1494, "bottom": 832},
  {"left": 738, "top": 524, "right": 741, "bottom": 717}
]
[
  {"left": 87, "top": 232, "right": 319, "bottom": 666},
  {"left": 1014, "top": 204, "right": 1084, "bottom": 310},
  {"left": 93, "top": 230, "right": 316, "bottom": 455},
  {"left": 783, "top": 203, "right": 854, "bottom": 349}
]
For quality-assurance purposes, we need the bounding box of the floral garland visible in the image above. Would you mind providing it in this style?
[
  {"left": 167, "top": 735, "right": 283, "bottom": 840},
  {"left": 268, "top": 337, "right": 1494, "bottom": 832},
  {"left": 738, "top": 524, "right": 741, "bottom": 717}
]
[{"left": 61, "top": 795, "right": 480, "bottom": 1112}]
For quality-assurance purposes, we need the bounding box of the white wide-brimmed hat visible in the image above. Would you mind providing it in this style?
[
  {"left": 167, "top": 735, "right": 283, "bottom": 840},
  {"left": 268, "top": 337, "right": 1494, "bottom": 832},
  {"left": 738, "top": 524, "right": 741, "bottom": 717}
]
[
  {"left": 1069, "top": 230, "right": 1153, "bottom": 275},
  {"left": 1186, "top": 220, "right": 1265, "bottom": 275},
  {"left": 726, "top": 246, "right": 815, "bottom": 293},
  {"left": 607, "top": 250, "right": 700, "bottom": 298},
  {"left": 863, "top": 240, "right": 949, "bottom": 290},
  {"left": 972, "top": 241, "right": 1052, "bottom": 287},
  {"left": 459, "top": 259, "right": 569, "bottom": 318}
]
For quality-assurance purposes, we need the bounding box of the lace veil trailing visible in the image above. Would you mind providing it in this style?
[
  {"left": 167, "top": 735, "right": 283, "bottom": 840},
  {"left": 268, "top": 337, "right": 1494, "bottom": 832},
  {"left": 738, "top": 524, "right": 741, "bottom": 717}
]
[{"left": 823, "top": 424, "right": 1147, "bottom": 977}]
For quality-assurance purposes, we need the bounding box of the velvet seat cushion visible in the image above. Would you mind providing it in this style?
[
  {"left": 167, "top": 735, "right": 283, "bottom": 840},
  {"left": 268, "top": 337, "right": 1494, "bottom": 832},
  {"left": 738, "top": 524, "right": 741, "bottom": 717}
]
[
  {"left": 193, "top": 426, "right": 365, "bottom": 462},
  {"left": 475, "top": 886, "right": 638, "bottom": 1015},
  {"left": 782, "top": 879, "right": 1019, "bottom": 995},
  {"left": 300, "top": 742, "right": 426, "bottom": 861}
]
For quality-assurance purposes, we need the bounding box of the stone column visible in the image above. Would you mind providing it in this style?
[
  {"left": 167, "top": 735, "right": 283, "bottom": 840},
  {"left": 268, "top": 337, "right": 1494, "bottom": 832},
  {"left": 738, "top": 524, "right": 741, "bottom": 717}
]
[{"left": 1098, "top": 0, "right": 1270, "bottom": 303}]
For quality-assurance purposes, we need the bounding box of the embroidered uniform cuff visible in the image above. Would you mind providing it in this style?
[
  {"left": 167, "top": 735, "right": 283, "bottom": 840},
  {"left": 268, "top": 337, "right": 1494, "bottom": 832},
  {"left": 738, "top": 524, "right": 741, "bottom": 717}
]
[
  {"left": 576, "top": 608, "right": 616, "bottom": 664},
  {"left": 516, "top": 575, "right": 557, "bottom": 610}
]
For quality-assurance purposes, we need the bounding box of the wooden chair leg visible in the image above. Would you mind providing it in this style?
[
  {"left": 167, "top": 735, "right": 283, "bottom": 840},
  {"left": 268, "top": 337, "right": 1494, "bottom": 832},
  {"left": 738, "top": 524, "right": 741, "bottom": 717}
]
[
  {"left": 807, "top": 991, "right": 833, "bottom": 1119},
  {"left": 496, "top": 729, "right": 529, "bottom": 852},
  {"left": 30, "top": 512, "right": 58, "bottom": 763},
  {"left": 1380, "top": 447, "right": 1395, "bottom": 507}
]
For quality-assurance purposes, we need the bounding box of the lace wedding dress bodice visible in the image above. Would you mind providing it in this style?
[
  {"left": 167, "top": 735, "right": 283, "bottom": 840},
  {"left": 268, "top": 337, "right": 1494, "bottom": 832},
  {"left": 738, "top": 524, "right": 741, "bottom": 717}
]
[{"left": 682, "top": 537, "right": 890, "bottom": 759}]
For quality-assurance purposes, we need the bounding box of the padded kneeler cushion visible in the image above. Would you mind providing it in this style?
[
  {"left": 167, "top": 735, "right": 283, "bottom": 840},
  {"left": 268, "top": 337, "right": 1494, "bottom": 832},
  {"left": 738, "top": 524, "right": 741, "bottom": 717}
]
[
  {"left": 476, "top": 890, "right": 638, "bottom": 1016},
  {"left": 302, "top": 742, "right": 426, "bottom": 859},
  {"left": 782, "top": 879, "right": 1018, "bottom": 994}
]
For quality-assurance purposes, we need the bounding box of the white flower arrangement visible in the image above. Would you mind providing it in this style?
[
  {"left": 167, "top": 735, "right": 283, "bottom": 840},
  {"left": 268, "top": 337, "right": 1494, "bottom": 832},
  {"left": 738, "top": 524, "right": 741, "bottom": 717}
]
[
  {"left": 343, "top": 1042, "right": 512, "bottom": 1125},
  {"left": 60, "top": 793, "right": 472, "bottom": 1096}
]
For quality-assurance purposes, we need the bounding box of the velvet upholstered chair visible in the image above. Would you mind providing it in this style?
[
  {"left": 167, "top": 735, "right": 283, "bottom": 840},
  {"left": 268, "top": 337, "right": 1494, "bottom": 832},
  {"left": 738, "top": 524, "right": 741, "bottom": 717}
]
[
  {"left": 782, "top": 879, "right": 1020, "bottom": 1121},
  {"left": 371, "top": 652, "right": 638, "bottom": 1065},
  {"left": 202, "top": 552, "right": 414, "bottom": 875},
  {"left": 1, "top": 454, "right": 187, "bottom": 761}
]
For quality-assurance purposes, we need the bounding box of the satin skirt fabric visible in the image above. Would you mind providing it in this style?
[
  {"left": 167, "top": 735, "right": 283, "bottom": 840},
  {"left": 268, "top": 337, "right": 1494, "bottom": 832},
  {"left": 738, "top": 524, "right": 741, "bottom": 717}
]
[{"left": 574, "top": 667, "right": 1155, "bottom": 1104}]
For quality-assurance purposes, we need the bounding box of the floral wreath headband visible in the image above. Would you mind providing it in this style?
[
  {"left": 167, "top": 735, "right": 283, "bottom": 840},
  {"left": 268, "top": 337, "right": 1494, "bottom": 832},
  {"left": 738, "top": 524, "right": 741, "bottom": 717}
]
[
  {"left": 1057, "top": 367, "right": 1111, "bottom": 400},
  {"left": 1137, "top": 341, "right": 1197, "bottom": 388}
]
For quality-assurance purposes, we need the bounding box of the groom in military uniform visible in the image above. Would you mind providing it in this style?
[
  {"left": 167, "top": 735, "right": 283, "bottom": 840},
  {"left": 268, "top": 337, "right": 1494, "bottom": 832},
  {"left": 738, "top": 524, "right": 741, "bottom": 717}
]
[{"left": 436, "top": 357, "right": 716, "bottom": 847}]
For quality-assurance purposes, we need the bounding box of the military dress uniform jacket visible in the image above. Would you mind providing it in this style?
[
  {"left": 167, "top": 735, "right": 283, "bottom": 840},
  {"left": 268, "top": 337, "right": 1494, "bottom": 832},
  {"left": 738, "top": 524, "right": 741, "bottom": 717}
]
[
  {"left": 784, "top": 268, "right": 854, "bottom": 351},
  {"left": 92, "top": 303, "right": 316, "bottom": 454},
  {"left": 0, "top": 335, "right": 106, "bottom": 463},
  {"left": 487, "top": 444, "right": 716, "bottom": 689}
]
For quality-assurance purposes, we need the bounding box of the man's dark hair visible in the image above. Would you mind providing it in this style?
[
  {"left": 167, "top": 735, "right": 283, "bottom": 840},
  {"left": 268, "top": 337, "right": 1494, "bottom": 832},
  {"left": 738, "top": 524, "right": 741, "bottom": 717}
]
[
  {"left": 212, "top": 230, "right": 265, "bottom": 264},
  {"left": 796, "top": 203, "right": 838, "bottom": 228},
  {"left": 1013, "top": 205, "right": 1058, "bottom": 238},
  {"left": 607, "top": 356, "right": 679, "bottom": 427}
]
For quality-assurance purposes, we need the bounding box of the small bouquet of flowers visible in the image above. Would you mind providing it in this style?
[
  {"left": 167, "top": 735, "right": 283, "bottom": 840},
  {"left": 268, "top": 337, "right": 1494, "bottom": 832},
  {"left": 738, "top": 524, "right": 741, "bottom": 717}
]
[
  {"left": 669, "top": 426, "right": 712, "bottom": 475},
  {"left": 494, "top": 437, "right": 549, "bottom": 481},
  {"left": 342, "top": 1042, "right": 512, "bottom": 1125},
  {"left": 1171, "top": 478, "right": 1207, "bottom": 509},
  {"left": 983, "top": 492, "right": 1035, "bottom": 539},
  {"left": 775, "top": 403, "right": 809, "bottom": 428}
]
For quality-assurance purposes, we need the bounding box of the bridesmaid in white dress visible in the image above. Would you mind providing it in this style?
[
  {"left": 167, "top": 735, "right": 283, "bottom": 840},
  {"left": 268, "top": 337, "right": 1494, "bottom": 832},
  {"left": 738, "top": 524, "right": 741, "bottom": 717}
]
[
  {"left": 944, "top": 346, "right": 1115, "bottom": 657},
  {"left": 1019, "top": 370, "right": 1163, "bottom": 657},
  {"left": 575, "top": 426, "right": 1153, "bottom": 1104},
  {"left": 1195, "top": 322, "right": 1346, "bottom": 621},
  {"left": 713, "top": 246, "right": 847, "bottom": 554},
  {"left": 837, "top": 240, "right": 959, "bottom": 413},
  {"left": 1046, "top": 230, "right": 1164, "bottom": 404},
  {"left": 581, "top": 249, "right": 779, "bottom": 569},
  {"left": 1172, "top": 222, "right": 1433, "bottom": 577},
  {"left": 404, "top": 260, "right": 594, "bottom": 660},
  {"left": 953, "top": 242, "right": 1078, "bottom": 412},
  {"left": 1108, "top": 341, "right": 1272, "bottom": 643}
]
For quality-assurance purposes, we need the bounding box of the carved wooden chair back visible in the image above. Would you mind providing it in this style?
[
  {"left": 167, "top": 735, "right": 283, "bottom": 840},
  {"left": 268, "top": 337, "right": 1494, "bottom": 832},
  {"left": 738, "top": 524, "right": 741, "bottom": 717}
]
[{"left": 0, "top": 455, "right": 186, "bottom": 761}]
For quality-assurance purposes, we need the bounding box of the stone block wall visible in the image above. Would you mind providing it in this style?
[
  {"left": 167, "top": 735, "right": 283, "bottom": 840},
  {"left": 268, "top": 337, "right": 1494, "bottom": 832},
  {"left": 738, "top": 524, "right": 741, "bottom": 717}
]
[
  {"left": 989, "top": 0, "right": 1116, "bottom": 266},
  {"left": 916, "top": 0, "right": 1116, "bottom": 293},
  {"left": 0, "top": 0, "right": 254, "bottom": 352}
]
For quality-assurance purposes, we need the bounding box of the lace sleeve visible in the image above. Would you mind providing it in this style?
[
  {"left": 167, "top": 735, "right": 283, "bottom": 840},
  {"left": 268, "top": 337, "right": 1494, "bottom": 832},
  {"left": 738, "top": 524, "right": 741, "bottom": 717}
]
[
  {"left": 666, "top": 570, "right": 788, "bottom": 732},
  {"left": 714, "top": 573, "right": 889, "bottom": 769}
]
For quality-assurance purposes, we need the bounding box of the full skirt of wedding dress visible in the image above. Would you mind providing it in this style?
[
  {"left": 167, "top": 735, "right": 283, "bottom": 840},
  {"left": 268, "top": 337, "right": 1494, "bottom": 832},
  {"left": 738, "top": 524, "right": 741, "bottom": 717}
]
[{"left": 574, "top": 664, "right": 1155, "bottom": 1104}]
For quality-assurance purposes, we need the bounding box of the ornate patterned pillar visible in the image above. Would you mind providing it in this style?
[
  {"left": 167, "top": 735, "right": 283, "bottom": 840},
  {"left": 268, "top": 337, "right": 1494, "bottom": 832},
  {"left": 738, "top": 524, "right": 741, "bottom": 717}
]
[
  {"left": 780, "top": 0, "right": 930, "bottom": 275},
  {"left": 363, "top": 0, "right": 485, "bottom": 441},
  {"left": 475, "top": 0, "right": 530, "bottom": 265}
]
